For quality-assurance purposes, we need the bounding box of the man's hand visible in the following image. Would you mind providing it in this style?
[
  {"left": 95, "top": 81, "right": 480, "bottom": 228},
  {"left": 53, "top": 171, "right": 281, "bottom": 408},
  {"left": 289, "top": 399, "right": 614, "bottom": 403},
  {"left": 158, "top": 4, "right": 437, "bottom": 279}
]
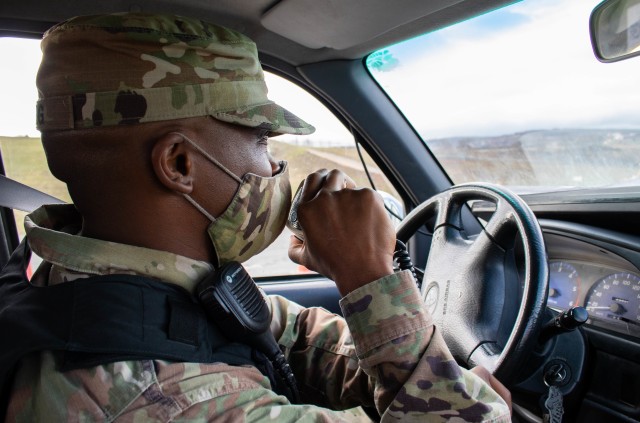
[{"left": 288, "top": 169, "right": 396, "bottom": 296}]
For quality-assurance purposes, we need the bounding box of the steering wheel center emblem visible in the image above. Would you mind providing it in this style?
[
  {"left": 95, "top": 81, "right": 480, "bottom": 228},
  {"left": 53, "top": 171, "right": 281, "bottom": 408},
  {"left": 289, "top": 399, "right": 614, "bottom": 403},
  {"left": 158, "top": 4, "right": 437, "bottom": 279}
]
[{"left": 424, "top": 282, "right": 439, "bottom": 315}]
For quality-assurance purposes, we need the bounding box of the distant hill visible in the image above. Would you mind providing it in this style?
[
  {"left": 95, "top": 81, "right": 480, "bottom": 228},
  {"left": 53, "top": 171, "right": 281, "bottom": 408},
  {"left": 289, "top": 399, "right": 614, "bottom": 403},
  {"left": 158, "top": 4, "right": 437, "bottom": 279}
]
[
  {"left": 427, "top": 129, "right": 640, "bottom": 187},
  {"left": 3, "top": 129, "right": 636, "bottom": 215}
]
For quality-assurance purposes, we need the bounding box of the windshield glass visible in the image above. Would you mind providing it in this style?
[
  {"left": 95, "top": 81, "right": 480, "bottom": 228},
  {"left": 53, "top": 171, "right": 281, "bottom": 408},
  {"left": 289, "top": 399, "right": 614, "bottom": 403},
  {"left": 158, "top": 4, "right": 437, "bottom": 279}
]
[{"left": 367, "top": 0, "right": 640, "bottom": 193}]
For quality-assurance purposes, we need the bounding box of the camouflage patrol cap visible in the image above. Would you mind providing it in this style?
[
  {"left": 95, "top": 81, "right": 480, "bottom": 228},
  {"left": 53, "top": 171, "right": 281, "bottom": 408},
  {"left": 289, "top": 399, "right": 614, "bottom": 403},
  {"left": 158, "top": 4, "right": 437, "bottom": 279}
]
[{"left": 36, "top": 13, "right": 315, "bottom": 135}]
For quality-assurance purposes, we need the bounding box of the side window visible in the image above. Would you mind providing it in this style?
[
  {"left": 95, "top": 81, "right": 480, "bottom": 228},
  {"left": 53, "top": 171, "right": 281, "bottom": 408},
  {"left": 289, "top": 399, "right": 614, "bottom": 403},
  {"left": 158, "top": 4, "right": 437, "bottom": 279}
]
[
  {"left": 0, "top": 37, "right": 402, "bottom": 278},
  {"left": 245, "top": 73, "right": 402, "bottom": 277},
  {"left": 0, "top": 37, "right": 71, "bottom": 243}
]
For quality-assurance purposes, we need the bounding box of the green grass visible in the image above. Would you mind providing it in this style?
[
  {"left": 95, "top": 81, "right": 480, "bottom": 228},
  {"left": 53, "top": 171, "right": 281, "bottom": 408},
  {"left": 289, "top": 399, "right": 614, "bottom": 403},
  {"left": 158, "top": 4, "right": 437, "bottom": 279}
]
[
  {"left": 0, "top": 136, "right": 71, "bottom": 202},
  {"left": 0, "top": 136, "right": 71, "bottom": 238}
]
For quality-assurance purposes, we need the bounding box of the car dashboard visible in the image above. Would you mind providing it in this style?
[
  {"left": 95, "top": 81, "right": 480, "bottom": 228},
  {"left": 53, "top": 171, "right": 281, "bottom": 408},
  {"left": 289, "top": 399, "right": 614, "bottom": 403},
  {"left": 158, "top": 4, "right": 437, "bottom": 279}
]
[
  {"left": 546, "top": 231, "right": 640, "bottom": 340},
  {"left": 533, "top": 217, "right": 640, "bottom": 422}
]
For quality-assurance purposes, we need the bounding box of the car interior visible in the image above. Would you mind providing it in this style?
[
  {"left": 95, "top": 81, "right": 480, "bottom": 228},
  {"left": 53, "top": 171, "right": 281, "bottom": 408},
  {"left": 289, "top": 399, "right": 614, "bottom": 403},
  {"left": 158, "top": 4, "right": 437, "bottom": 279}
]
[{"left": 1, "top": 0, "right": 640, "bottom": 422}]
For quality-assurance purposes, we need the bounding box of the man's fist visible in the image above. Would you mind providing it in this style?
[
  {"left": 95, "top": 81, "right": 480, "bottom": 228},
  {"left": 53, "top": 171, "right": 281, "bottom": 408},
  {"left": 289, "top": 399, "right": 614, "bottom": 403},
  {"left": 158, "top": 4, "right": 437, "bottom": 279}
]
[{"left": 288, "top": 169, "right": 396, "bottom": 296}]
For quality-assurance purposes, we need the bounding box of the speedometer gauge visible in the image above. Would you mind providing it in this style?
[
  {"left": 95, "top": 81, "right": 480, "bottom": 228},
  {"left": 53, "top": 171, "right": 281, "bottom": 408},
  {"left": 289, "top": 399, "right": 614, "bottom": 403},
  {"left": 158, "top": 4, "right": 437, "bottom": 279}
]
[
  {"left": 548, "top": 262, "right": 581, "bottom": 310},
  {"left": 586, "top": 273, "right": 640, "bottom": 328}
]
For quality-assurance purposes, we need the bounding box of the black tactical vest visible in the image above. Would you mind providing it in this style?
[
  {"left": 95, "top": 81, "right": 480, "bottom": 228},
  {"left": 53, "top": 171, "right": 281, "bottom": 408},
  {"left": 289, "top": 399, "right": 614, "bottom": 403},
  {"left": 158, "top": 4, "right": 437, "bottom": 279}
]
[{"left": 0, "top": 239, "right": 289, "bottom": 417}]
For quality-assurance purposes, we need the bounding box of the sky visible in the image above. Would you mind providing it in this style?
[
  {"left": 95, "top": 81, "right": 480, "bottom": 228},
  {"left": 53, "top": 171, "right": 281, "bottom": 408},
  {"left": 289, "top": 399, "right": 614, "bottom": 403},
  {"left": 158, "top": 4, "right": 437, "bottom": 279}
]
[
  {"left": 370, "top": 0, "right": 640, "bottom": 139},
  {"left": 1, "top": 0, "right": 639, "bottom": 142},
  {"left": 0, "top": 37, "right": 42, "bottom": 137}
]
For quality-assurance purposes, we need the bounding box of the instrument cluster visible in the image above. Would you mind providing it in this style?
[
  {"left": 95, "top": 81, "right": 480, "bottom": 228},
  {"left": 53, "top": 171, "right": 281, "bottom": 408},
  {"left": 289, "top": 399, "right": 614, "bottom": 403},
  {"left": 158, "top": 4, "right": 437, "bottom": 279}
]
[{"left": 548, "top": 260, "right": 640, "bottom": 338}]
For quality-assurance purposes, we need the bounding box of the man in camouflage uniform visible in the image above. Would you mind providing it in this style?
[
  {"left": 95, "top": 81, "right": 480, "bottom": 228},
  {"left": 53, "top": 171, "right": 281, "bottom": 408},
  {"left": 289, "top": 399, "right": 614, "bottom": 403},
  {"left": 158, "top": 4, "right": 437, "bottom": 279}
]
[{"left": 5, "top": 13, "right": 511, "bottom": 422}]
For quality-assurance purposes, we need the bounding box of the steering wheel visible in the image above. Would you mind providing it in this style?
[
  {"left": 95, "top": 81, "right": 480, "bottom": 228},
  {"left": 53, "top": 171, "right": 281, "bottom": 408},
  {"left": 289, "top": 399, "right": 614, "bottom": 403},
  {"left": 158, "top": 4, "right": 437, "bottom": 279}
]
[{"left": 396, "top": 183, "right": 548, "bottom": 383}]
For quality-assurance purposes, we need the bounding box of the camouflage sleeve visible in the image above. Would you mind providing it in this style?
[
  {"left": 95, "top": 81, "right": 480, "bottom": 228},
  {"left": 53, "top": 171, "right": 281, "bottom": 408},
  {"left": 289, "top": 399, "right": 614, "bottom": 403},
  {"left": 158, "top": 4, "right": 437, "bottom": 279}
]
[
  {"left": 269, "top": 292, "right": 375, "bottom": 409},
  {"left": 269, "top": 271, "right": 510, "bottom": 422},
  {"left": 340, "top": 270, "right": 511, "bottom": 422}
]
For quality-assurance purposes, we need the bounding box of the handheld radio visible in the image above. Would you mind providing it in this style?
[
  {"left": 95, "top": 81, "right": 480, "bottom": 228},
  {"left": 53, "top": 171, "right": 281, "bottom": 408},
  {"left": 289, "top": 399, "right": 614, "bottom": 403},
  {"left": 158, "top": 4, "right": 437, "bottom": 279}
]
[{"left": 197, "top": 262, "right": 300, "bottom": 403}]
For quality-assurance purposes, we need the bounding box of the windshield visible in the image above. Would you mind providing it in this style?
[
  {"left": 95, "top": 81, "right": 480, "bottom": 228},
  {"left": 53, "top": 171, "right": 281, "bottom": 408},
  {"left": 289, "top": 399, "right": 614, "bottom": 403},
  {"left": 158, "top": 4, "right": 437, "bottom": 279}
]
[{"left": 367, "top": 0, "right": 640, "bottom": 193}]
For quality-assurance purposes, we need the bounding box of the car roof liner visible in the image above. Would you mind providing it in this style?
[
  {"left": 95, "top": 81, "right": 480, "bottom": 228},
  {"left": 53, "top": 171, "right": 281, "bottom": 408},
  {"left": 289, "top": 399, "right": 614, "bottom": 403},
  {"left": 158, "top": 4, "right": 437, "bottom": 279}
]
[
  {"left": 262, "top": 0, "right": 465, "bottom": 50},
  {"left": 0, "top": 0, "right": 516, "bottom": 65}
]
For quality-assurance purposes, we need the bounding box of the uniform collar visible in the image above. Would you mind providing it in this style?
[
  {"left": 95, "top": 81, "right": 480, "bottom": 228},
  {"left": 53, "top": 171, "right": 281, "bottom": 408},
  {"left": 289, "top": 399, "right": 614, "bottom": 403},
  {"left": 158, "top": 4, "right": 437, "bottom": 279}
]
[{"left": 25, "top": 204, "right": 213, "bottom": 293}]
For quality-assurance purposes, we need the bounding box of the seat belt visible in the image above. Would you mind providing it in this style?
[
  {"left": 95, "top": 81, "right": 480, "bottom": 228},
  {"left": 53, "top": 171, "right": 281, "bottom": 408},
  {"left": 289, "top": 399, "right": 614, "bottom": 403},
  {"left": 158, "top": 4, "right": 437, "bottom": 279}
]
[{"left": 0, "top": 174, "right": 64, "bottom": 212}]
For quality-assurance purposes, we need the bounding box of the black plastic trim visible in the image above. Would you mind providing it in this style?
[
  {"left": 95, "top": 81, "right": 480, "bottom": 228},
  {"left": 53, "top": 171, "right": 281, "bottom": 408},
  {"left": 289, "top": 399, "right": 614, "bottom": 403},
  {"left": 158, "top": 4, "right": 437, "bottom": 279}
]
[
  {"left": 258, "top": 277, "right": 342, "bottom": 315},
  {"left": 539, "top": 219, "right": 640, "bottom": 258}
]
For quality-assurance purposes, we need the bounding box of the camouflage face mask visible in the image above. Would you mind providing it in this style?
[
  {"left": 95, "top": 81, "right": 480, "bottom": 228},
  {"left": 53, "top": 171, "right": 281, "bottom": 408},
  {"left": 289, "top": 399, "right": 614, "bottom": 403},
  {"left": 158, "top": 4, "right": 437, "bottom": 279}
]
[{"left": 176, "top": 133, "right": 292, "bottom": 266}]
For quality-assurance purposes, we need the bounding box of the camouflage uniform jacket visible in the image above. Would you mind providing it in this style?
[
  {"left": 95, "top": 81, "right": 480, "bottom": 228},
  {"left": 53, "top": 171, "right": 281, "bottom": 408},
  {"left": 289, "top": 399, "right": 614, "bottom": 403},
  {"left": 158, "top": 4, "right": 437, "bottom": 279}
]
[{"left": 6, "top": 204, "right": 510, "bottom": 422}]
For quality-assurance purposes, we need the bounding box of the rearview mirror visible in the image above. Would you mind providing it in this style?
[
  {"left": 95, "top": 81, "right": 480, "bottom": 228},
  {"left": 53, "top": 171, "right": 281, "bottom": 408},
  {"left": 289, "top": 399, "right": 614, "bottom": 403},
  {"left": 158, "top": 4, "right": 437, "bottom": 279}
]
[{"left": 590, "top": 0, "right": 640, "bottom": 62}]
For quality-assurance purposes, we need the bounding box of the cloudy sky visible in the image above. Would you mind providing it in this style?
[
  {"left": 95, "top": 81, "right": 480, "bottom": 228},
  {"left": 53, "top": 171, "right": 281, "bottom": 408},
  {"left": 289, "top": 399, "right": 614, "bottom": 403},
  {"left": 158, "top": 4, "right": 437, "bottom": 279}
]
[
  {"left": 1, "top": 0, "right": 639, "bottom": 142},
  {"left": 0, "top": 37, "right": 42, "bottom": 137},
  {"left": 371, "top": 0, "right": 640, "bottom": 139}
]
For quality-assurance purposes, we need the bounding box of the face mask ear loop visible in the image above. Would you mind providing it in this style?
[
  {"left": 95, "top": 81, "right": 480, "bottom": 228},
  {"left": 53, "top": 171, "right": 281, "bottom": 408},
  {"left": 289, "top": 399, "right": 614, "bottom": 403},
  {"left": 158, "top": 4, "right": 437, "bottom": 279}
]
[
  {"left": 183, "top": 193, "right": 217, "bottom": 222},
  {"left": 170, "top": 132, "right": 243, "bottom": 184}
]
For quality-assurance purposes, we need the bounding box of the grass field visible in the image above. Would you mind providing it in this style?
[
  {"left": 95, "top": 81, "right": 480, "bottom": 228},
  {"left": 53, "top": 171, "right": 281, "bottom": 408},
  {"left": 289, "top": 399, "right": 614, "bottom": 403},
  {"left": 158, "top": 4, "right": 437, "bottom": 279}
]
[
  {"left": 0, "top": 136, "right": 71, "bottom": 202},
  {"left": 0, "top": 136, "right": 71, "bottom": 238}
]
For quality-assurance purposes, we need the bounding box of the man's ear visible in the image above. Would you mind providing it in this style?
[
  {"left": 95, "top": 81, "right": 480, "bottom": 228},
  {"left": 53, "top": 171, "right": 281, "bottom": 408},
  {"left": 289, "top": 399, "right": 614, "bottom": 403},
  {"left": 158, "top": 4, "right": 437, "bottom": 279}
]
[{"left": 151, "top": 133, "right": 194, "bottom": 194}]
